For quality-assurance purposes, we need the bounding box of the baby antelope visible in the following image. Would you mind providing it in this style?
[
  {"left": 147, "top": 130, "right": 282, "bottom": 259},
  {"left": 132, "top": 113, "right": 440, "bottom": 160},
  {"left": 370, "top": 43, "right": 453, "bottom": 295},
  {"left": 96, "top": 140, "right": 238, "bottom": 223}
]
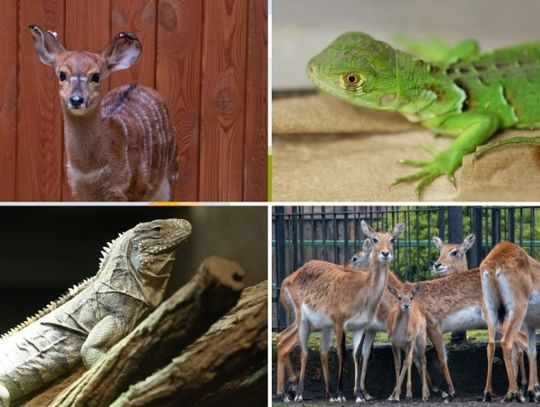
[{"left": 387, "top": 283, "right": 429, "bottom": 402}]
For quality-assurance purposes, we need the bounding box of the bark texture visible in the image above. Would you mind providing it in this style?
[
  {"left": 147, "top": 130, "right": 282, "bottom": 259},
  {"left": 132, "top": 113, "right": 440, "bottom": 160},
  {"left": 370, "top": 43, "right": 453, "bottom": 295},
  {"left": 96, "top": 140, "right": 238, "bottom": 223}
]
[
  {"left": 110, "top": 281, "right": 268, "bottom": 407},
  {"left": 51, "top": 256, "right": 247, "bottom": 407}
]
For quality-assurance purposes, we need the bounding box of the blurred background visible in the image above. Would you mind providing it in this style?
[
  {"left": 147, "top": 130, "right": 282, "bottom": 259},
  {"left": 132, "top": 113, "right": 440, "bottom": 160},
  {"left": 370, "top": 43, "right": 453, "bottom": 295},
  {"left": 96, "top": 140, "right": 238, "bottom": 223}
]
[
  {"left": 273, "top": 0, "right": 540, "bottom": 90},
  {"left": 0, "top": 205, "right": 267, "bottom": 333}
]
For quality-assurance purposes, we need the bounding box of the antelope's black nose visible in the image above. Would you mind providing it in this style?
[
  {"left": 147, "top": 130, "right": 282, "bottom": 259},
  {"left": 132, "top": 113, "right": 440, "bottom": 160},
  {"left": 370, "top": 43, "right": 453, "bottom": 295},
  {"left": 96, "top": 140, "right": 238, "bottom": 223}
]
[{"left": 69, "top": 94, "right": 85, "bottom": 108}]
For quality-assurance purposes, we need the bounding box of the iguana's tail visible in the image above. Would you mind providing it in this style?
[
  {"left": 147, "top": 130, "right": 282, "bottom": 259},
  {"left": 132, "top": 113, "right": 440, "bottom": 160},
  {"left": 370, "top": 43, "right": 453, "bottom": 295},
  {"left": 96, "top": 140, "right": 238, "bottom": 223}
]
[{"left": 475, "top": 136, "right": 540, "bottom": 159}]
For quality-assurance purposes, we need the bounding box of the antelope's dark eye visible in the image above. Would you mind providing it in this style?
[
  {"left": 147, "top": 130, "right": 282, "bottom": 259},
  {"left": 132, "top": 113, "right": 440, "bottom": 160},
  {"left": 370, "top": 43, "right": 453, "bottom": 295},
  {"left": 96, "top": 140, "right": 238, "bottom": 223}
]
[
  {"left": 91, "top": 73, "right": 100, "bottom": 83},
  {"left": 59, "top": 71, "right": 67, "bottom": 82},
  {"left": 450, "top": 250, "right": 458, "bottom": 257},
  {"left": 390, "top": 237, "right": 395, "bottom": 243},
  {"left": 373, "top": 237, "right": 379, "bottom": 243},
  {"left": 398, "top": 296, "right": 402, "bottom": 300},
  {"left": 352, "top": 256, "right": 358, "bottom": 262}
]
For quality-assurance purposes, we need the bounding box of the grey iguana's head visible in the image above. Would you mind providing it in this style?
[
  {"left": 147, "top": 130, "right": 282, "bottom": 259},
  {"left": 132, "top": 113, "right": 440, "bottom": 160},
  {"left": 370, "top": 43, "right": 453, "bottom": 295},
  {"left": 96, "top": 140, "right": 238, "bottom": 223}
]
[{"left": 100, "top": 218, "right": 192, "bottom": 307}]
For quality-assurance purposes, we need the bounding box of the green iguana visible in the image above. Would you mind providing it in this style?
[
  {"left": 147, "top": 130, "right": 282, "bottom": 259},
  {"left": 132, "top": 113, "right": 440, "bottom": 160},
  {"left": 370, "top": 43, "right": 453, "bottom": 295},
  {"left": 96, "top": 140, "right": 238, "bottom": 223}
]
[
  {"left": 307, "top": 32, "right": 540, "bottom": 196},
  {"left": 0, "top": 218, "right": 191, "bottom": 407}
]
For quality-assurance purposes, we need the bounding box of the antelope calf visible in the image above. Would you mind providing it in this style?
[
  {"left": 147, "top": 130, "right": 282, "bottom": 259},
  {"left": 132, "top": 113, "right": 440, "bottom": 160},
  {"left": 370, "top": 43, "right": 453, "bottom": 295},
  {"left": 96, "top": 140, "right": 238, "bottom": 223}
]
[
  {"left": 28, "top": 25, "right": 178, "bottom": 201},
  {"left": 276, "top": 220, "right": 405, "bottom": 402},
  {"left": 387, "top": 283, "right": 429, "bottom": 402}
]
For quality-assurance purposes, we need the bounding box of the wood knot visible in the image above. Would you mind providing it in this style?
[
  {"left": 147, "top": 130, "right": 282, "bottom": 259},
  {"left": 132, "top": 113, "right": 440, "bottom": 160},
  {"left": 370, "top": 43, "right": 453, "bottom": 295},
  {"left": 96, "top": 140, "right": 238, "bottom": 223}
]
[
  {"left": 158, "top": 1, "right": 177, "bottom": 31},
  {"left": 214, "top": 89, "right": 233, "bottom": 111}
]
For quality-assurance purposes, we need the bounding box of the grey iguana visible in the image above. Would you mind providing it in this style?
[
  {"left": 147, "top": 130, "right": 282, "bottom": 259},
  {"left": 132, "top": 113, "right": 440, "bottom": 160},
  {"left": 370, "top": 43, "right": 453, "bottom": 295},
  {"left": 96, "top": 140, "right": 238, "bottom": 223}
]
[{"left": 0, "top": 218, "right": 192, "bottom": 406}]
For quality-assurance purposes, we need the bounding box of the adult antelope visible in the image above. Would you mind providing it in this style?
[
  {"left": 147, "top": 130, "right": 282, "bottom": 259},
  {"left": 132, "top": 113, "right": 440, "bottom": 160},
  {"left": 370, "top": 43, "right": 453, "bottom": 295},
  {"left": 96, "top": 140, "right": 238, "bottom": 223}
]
[
  {"left": 28, "top": 25, "right": 178, "bottom": 201},
  {"left": 387, "top": 283, "right": 429, "bottom": 402},
  {"left": 346, "top": 234, "right": 476, "bottom": 400},
  {"left": 480, "top": 241, "right": 540, "bottom": 402},
  {"left": 276, "top": 221, "right": 405, "bottom": 402}
]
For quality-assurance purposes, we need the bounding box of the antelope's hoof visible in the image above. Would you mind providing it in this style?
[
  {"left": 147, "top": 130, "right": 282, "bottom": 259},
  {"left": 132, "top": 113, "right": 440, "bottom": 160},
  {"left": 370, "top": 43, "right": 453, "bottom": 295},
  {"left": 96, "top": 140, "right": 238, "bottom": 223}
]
[
  {"left": 363, "top": 392, "right": 374, "bottom": 401},
  {"left": 502, "top": 391, "right": 525, "bottom": 403},
  {"left": 529, "top": 385, "right": 540, "bottom": 403},
  {"left": 293, "top": 394, "right": 303, "bottom": 402},
  {"left": 483, "top": 391, "right": 495, "bottom": 402},
  {"left": 388, "top": 393, "right": 400, "bottom": 402}
]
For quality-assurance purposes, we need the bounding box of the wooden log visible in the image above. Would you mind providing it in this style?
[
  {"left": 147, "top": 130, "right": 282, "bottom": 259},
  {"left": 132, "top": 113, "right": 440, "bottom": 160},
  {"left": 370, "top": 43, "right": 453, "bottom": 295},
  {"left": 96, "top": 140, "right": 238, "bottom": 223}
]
[
  {"left": 52, "top": 256, "right": 246, "bottom": 407},
  {"left": 110, "top": 281, "right": 267, "bottom": 407}
]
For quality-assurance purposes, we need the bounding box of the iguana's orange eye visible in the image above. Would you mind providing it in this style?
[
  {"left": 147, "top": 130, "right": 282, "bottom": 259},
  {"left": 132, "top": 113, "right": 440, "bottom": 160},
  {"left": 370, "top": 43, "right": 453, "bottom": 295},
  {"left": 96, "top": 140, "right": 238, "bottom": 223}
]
[{"left": 341, "top": 72, "right": 363, "bottom": 89}]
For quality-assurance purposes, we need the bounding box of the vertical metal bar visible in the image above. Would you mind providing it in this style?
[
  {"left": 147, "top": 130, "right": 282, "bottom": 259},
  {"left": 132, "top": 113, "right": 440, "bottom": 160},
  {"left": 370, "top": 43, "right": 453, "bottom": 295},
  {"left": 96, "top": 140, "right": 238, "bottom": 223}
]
[
  {"left": 470, "top": 207, "right": 483, "bottom": 268},
  {"left": 292, "top": 206, "right": 299, "bottom": 271},
  {"left": 448, "top": 206, "right": 463, "bottom": 243},
  {"left": 274, "top": 206, "right": 287, "bottom": 331},
  {"left": 492, "top": 208, "right": 501, "bottom": 247},
  {"left": 311, "top": 207, "right": 315, "bottom": 260},
  {"left": 415, "top": 207, "right": 420, "bottom": 281},
  {"left": 438, "top": 207, "right": 446, "bottom": 241},
  {"left": 333, "top": 206, "right": 338, "bottom": 264},
  {"left": 532, "top": 207, "right": 536, "bottom": 257},
  {"left": 344, "top": 206, "right": 349, "bottom": 263},
  {"left": 322, "top": 206, "right": 327, "bottom": 261},
  {"left": 299, "top": 206, "right": 304, "bottom": 265},
  {"left": 448, "top": 206, "right": 466, "bottom": 343},
  {"left": 507, "top": 207, "right": 515, "bottom": 243}
]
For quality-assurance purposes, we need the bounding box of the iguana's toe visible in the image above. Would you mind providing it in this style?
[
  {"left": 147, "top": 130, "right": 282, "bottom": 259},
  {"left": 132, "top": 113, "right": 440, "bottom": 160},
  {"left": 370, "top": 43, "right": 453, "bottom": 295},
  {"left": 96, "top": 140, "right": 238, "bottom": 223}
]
[
  {"left": 398, "top": 158, "right": 430, "bottom": 167},
  {"left": 420, "top": 143, "right": 439, "bottom": 156}
]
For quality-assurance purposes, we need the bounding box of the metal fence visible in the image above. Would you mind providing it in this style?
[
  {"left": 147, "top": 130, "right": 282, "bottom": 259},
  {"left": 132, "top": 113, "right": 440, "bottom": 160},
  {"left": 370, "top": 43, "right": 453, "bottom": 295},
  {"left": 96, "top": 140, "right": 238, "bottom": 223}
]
[{"left": 272, "top": 206, "right": 540, "bottom": 331}]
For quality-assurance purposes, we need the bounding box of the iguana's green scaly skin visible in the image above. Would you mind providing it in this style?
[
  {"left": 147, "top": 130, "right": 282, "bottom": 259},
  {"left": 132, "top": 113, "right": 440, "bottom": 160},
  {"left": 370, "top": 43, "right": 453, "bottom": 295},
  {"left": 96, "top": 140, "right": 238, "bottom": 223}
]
[
  {"left": 307, "top": 32, "right": 540, "bottom": 196},
  {"left": 0, "top": 218, "right": 191, "bottom": 407}
]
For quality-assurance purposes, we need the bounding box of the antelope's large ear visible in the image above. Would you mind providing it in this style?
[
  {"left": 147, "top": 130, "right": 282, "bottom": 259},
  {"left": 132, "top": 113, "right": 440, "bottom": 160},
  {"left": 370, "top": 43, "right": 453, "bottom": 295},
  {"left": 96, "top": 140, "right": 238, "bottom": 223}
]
[
  {"left": 387, "top": 284, "right": 398, "bottom": 298},
  {"left": 462, "top": 234, "right": 476, "bottom": 252},
  {"left": 361, "top": 220, "right": 375, "bottom": 239},
  {"left": 27, "top": 24, "right": 65, "bottom": 66},
  {"left": 411, "top": 283, "right": 421, "bottom": 297},
  {"left": 432, "top": 236, "right": 444, "bottom": 250},
  {"left": 392, "top": 222, "right": 406, "bottom": 238},
  {"left": 362, "top": 238, "right": 373, "bottom": 254},
  {"left": 101, "top": 32, "right": 141, "bottom": 73}
]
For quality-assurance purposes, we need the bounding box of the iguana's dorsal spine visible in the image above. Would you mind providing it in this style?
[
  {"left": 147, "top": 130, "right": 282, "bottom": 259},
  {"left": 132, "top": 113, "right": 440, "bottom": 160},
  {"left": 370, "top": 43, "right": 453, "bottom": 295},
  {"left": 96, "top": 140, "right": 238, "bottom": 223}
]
[{"left": 0, "top": 236, "right": 119, "bottom": 340}]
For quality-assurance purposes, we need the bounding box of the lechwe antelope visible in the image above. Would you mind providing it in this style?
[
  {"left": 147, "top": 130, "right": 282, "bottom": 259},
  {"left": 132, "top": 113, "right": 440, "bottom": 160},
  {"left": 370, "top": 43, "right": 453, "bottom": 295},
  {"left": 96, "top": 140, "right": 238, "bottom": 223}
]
[
  {"left": 480, "top": 241, "right": 540, "bottom": 402},
  {"left": 346, "top": 234, "right": 476, "bottom": 401},
  {"left": 432, "top": 234, "right": 475, "bottom": 276},
  {"left": 387, "top": 283, "right": 429, "bottom": 402},
  {"left": 276, "top": 221, "right": 405, "bottom": 402},
  {"left": 28, "top": 25, "right": 178, "bottom": 201}
]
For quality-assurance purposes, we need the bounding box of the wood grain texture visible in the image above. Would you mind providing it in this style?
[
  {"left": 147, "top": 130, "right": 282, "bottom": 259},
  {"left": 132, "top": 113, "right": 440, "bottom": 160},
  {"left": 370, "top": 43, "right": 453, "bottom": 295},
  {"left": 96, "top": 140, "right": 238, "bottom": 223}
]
[
  {"left": 199, "top": 0, "right": 249, "bottom": 201},
  {"left": 0, "top": 0, "right": 17, "bottom": 200},
  {"left": 8, "top": 0, "right": 267, "bottom": 202},
  {"left": 17, "top": 0, "right": 65, "bottom": 201},
  {"left": 157, "top": 0, "right": 203, "bottom": 201},
  {"left": 110, "top": 0, "right": 157, "bottom": 89},
  {"left": 243, "top": 0, "right": 268, "bottom": 201}
]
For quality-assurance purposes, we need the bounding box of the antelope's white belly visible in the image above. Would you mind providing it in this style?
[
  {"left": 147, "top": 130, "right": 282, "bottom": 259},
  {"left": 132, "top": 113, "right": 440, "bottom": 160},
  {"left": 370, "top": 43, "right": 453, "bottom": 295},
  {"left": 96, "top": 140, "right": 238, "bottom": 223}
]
[
  {"left": 301, "top": 304, "right": 333, "bottom": 330},
  {"left": 440, "top": 305, "right": 484, "bottom": 332},
  {"left": 525, "top": 290, "right": 540, "bottom": 327},
  {"left": 344, "top": 312, "right": 370, "bottom": 330}
]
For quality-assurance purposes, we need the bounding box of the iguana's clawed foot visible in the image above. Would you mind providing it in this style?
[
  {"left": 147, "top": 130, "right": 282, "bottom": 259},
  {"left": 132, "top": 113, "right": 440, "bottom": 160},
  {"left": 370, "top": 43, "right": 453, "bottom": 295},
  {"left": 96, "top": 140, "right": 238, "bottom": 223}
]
[{"left": 394, "top": 151, "right": 459, "bottom": 197}]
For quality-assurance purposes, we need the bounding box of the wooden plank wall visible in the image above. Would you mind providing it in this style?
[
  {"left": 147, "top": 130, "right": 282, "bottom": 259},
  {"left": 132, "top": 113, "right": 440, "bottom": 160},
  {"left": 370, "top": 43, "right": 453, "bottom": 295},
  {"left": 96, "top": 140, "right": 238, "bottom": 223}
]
[{"left": 0, "top": 0, "right": 267, "bottom": 201}]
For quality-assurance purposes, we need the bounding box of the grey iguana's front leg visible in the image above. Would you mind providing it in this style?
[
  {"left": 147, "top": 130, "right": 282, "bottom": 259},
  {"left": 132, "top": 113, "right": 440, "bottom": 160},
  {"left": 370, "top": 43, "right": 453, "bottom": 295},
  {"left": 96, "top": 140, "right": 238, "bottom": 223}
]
[
  {"left": 82, "top": 316, "right": 127, "bottom": 368},
  {"left": 0, "top": 383, "right": 9, "bottom": 407}
]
